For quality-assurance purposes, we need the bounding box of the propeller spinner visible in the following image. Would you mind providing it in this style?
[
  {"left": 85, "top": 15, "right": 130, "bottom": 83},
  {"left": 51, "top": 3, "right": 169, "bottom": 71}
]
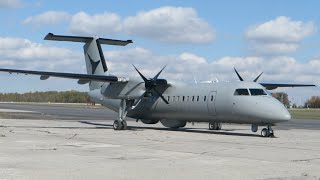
[{"left": 133, "top": 65, "right": 169, "bottom": 104}]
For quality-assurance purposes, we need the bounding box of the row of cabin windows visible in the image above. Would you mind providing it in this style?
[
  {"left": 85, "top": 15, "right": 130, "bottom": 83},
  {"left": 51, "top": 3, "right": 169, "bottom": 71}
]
[{"left": 166, "top": 95, "right": 214, "bottom": 102}]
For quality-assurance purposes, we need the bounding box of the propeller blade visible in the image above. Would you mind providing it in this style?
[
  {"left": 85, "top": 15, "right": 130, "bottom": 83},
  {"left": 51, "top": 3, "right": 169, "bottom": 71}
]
[
  {"left": 132, "top": 65, "right": 148, "bottom": 82},
  {"left": 154, "top": 88, "right": 169, "bottom": 104},
  {"left": 153, "top": 65, "right": 167, "bottom": 80},
  {"left": 253, "top": 72, "right": 263, "bottom": 82},
  {"left": 234, "top": 68, "right": 244, "bottom": 81}
]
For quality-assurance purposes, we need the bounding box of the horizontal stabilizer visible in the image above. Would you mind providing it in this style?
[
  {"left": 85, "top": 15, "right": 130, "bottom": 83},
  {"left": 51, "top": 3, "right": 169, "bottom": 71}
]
[
  {"left": 44, "top": 33, "right": 133, "bottom": 46},
  {"left": 0, "top": 68, "right": 128, "bottom": 83}
]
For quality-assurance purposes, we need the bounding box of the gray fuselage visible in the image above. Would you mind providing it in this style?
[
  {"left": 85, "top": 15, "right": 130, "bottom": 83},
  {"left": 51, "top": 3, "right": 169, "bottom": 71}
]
[{"left": 89, "top": 80, "right": 291, "bottom": 126}]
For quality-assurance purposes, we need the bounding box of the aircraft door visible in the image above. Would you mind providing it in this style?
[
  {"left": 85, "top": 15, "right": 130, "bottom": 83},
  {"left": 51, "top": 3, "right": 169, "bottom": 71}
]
[{"left": 207, "top": 91, "right": 217, "bottom": 116}]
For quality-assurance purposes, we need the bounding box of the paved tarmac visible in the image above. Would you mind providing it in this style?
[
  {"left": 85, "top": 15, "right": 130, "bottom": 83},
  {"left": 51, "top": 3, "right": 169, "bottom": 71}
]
[
  {"left": 0, "top": 103, "right": 320, "bottom": 179},
  {"left": 0, "top": 102, "right": 319, "bottom": 130}
]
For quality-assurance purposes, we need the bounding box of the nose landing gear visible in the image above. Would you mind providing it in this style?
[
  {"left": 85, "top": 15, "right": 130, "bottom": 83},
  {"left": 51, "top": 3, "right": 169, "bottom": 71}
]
[
  {"left": 261, "top": 125, "right": 274, "bottom": 137},
  {"left": 209, "top": 122, "right": 222, "bottom": 130}
]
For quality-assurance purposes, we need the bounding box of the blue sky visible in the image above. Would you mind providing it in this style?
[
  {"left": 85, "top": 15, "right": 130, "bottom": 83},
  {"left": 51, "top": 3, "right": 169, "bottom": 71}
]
[{"left": 0, "top": 0, "right": 319, "bottom": 105}]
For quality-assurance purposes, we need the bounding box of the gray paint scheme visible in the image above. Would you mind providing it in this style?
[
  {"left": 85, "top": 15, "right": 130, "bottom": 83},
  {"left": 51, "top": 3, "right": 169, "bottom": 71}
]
[
  {"left": 0, "top": 33, "right": 314, "bottom": 136},
  {"left": 89, "top": 81, "right": 290, "bottom": 125}
]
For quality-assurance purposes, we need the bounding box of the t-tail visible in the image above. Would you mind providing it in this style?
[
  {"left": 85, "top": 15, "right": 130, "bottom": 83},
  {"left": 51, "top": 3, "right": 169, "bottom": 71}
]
[{"left": 44, "top": 33, "right": 132, "bottom": 90}]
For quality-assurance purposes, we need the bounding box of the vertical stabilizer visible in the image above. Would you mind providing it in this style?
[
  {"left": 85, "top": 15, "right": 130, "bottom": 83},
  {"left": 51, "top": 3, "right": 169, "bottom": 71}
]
[{"left": 44, "top": 33, "right": 132, "bottom": 90}]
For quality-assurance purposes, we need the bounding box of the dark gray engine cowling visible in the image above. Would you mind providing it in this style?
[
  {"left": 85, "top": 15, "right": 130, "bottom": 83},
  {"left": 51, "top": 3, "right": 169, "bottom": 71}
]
[
  {"left": 141, "top": 119, "right": 159, "bottom": 124},
  {"left": 160, "top": 119, "right": 186, "bottom": 128}
]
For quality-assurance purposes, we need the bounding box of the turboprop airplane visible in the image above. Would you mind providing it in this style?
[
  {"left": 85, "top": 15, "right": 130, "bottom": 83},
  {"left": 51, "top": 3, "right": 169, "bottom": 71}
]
[{"left": 0, "top": 33, "right": 316, "bottom": 137}]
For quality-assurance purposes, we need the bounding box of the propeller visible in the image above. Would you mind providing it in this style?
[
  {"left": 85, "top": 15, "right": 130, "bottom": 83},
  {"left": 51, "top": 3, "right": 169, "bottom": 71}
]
[
  {"left": 133, "top": 65, "right": 169, "bottom": 105},
  {"left": 234, "top": 68, "right": 263, "bottom": 82}
]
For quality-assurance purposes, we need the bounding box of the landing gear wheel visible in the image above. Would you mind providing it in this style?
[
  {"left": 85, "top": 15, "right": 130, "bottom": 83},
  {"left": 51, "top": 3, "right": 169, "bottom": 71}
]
[
  {"left": 261, "top": 128, "right": 269, "bottom": 137},
  {"left": 209, "top": 122, "right": 217, "bottom": 130},
  {"left": 113, "top": 120, "right": 123, "bottom": 130},
  {"left": 209, "top": 122, "right": 221, "bottom": 130},
  {"left": 121, "top": 120, "right": 127, "bottom": 130},
  {"left": 217, "top": 123, "right": 222, "bottom": 130}
]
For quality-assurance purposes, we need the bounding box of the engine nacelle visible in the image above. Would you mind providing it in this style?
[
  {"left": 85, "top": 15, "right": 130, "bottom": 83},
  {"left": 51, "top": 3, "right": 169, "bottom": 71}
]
[
  {"left": 160, "top": 119, "right": 186, "bottom": 128},
  {"left": 141, "top": 119, "right": 159, "bottom": 124}
]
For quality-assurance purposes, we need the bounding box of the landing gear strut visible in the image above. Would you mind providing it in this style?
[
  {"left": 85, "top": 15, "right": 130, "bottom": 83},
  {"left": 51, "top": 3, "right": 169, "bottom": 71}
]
[
  {"left": 113, "top": 99, "right": 129, "bottom": 130},
  {"left": 261, "top": 125, "right": 274, "bottom": 137},
  {"left": 209, "top": 122, "right": 222, "bottom": 130}
]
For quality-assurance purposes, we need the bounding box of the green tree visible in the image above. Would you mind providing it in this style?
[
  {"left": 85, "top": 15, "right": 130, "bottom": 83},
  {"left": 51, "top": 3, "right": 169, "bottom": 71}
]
[
  {"left": 272, "top": 92, "right": 290, "bottom": 108},
  {"left": 305, "top": 96, "right": 320, "bottom": 108}
]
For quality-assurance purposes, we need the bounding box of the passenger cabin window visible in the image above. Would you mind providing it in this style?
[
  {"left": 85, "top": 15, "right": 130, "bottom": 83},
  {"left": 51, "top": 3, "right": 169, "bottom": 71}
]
[
  {"left": 211, "top": 96, "right": 214, "bottom": 101},
  {"left": 197, "top": 96, "right": 199, "bottom": 101},
  {"left": 234, "top": 89, "right": 249, "bottom": 96},
  {"left": 204, "top": 96, "right": 206, "bottom": 101},
  {"left": 192, "top": 96, "right": 195, "bottom": 101},
  {"left": 183, "top": 96, "right": 185, "bottom": 101},
  {"left": 167, "top": 96, "right": 170, "bottom": 102},
  {"left": 249, "top": 89, "right": 267, "bottom": 96}
]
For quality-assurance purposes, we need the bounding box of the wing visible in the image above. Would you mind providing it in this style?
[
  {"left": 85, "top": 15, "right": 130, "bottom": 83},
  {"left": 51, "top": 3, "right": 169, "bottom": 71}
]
[
  {"left": 260, "top": 83, "right": 316, "bottom": 90},
  {"left": 0, "top": 68, "right": 128, "bottom": 84}
]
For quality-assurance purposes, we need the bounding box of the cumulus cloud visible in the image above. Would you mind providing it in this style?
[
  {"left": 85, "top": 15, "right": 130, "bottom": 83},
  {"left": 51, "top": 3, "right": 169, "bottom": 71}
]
[
  {"left": 0, "top": 35, "right": 319, "bottom": 104},
  {"left": 102, "top": 47, "right": 320, "bottom": 86},
  {"left": 123, "top": 6, "right": 215, "bottom": 44},
  {"left": 23, "top": 11, "right": 71, "bottom": 26},
  {"left": 0, "top": 36, "right": 81, "bottom": 71},
  {"left": 246, "top": 16, "right": 316, "bottom": 55},
  {"left": 0, "top": 0, "right": 22, "bottom": 8},
  {"left": 23, "top": 7, "right": 215, "bottom": 44},
  {"left": 69, "top": 12, "right": 122, "bottom": 35}
]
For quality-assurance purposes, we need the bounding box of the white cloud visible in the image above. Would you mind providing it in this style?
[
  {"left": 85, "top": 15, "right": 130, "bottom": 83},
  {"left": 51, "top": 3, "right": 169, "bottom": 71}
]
[
  {"left": 24, "top": 7, "right": 214, "bottom": 44},
  {"left": 123, "top": 6, "right": 215, "bottom": 44},
  {"left": 0, "top": 35, "right": 319, "bottom": 104},
  {"left": 0, "top": 0, "right": 22, "bottom": 8},
  {"left": 23, "top": 11, "right": 71, "bottom": 26},
  {"left": 0, "top": 36, "right": 81, "bottom": 71},
  {"left": 246, "top": 16, "right": 316, "bottom": 55},
  {"left": 69, "top": 11, "right": 122, "bottom": 35}
]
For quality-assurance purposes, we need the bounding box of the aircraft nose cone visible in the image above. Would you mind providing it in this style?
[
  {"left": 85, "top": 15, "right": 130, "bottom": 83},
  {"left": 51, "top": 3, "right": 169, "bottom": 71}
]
[
  {"left": 271, "top": 106, "right": 291, "bottom": 122},
  {"left": 279, "top": 110, "right": 291, "bottom": 122}
]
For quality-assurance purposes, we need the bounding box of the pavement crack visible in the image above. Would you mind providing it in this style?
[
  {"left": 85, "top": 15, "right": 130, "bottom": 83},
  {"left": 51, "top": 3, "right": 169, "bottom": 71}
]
[
  {"left": 291, "top": 157, "right": 320, "bottom": 162},
  {"left": 67, "top": 134, "right": 78, "bottom": 139}
]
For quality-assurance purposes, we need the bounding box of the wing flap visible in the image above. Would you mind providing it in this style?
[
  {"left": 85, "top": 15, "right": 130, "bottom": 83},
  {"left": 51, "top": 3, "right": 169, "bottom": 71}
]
[{"left": 0, "top": 68, "right": 128, "bottom": 83}]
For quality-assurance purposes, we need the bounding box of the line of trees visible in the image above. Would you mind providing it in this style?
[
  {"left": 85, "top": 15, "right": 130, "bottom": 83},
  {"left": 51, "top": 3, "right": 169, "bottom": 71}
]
[
  {"left": 272, "top": 92, "right": 320, "bottom": 108},
  {"left": 304, "top": 96, "right": 320, "bottom": 108},
  {"left": 0, "top": 90, "right": 319, "bottom": 108},
  {"left": 0, "top": 90, "right": 88, "bottom": 103}
]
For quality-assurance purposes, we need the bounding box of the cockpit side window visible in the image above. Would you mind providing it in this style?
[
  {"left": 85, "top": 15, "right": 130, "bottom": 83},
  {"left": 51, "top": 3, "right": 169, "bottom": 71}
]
[
  {"left": 249, "top": 89, "right": 267, "bottom": 96},
  {"left": 234, "top": 89, "right": 249, "bottom": 96}
]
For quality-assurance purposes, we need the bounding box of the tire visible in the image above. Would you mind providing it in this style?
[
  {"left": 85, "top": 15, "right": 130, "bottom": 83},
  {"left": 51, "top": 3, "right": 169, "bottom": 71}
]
[
  {"left": 113, "top": 120, "right": 122, "bottom": 130},
  {"left": 217, "top": 123, "right": 222, "bottom": 130},
  {"left": 209, "top": 122, "right": 219, "bottom": 130},
  {"left": 261, "top": 128, "right": 269, "bottom": 137},
  {"left": 209, "top": 122, "right": 215, "bottom": 130}
]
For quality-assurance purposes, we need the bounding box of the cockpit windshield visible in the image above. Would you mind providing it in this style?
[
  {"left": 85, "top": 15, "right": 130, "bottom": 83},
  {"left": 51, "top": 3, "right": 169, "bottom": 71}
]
[
  {"left": 249, "top": 89, "right": 267, "bottom": 96},
  {"left": 234, "top": 88, "right": 268, "bottom": 96},
  {"left": 234, "top": 89, "right": 249, "bottom": 96}
]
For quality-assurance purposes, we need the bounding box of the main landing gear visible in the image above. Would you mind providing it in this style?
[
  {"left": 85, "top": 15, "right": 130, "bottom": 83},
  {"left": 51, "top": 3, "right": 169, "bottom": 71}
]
[
  {"left": 113, "top": 99, "right": 130, "bottom": 130},
  {"left": 261, "top": 125, "right": 274, "bottom": 137},
  {"left": 209, "top": 122, "right": 222, "bottom": 130}
]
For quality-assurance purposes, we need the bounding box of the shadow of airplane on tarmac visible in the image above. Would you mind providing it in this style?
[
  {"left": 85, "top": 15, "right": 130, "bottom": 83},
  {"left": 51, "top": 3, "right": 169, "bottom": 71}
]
[{"left": 78, "top": 121, "right": 265, "bottom": 138}]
